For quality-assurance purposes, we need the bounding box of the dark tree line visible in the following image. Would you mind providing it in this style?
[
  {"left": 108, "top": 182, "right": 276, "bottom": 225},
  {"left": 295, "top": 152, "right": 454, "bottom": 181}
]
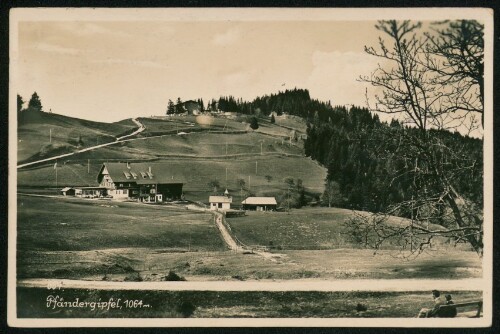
[
  {"left": 304, "top": 107, "right": 482, "bottom": 218},
  {"left": 18, "top": 92, "right": 45, "bottom": 124}
]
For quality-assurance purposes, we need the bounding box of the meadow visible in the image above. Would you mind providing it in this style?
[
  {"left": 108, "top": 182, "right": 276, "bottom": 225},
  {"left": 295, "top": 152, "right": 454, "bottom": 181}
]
[
  {"left": 17, "top": 196, "right": 481, "bottom": 281},
  {"left": 225, "top": 208, "right": 461, "bottom": 250},
  {"left": 17, "top": 195, "right": 224, "bottom": 252}
]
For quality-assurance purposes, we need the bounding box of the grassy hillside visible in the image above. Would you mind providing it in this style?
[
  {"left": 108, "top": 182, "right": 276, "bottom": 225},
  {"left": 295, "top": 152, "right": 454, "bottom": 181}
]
[
  {"left": 18, "top": 155, "right": 327, "bottom": 203},
  {"left": 138, "top": 115, "right": 248, "bottom": 136},
  {"left": 123, "top": 132, "right": 303, "bottom": 157},
  {"left": 18, "top": 115, "right": 325, "bottom": 203},
  {"left": 17, "top": 111, "right": 136, "bottom": 163}
]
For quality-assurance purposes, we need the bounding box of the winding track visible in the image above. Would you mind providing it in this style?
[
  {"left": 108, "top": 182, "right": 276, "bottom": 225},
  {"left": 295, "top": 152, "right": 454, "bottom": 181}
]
[{"left": 17, "top": 118, "right": 146, "bottom": 169}]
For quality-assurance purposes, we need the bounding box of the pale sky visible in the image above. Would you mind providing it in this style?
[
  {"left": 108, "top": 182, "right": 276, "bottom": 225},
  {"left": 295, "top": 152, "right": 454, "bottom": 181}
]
[{"left": 16, "top": 20, "right": 385, "bottom": 122}]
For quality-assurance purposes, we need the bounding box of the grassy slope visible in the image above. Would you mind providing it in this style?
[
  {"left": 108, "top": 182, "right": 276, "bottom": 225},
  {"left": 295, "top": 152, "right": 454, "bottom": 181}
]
[
  {"left": 17, "top": 196, "right": 224, "bottom": 252},
  {"left": 17, "top": 288, "right": 482, "bottom": 318},
  {"left": 17, "top": 111, "right": 136, "bottom": 163},
  {"left": 17, "top": 155, "right": 326, "bottom": 203},
  {"left": 226, "top": 208, "right": 466, "bottom": 250},
  {"left": 18, "top": 115, "right": 318, "bottom": 204}
]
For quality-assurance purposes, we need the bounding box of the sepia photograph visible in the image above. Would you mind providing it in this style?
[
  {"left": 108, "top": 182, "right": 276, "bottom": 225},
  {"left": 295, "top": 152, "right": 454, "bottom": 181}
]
[{"left": 8, "top": 7, "right": 493, "bottom": 327}]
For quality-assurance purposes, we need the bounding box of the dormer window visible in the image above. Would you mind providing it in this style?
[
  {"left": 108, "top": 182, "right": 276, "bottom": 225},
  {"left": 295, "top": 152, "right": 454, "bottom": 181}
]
[
  {"left": 130, "top": 172, "right": 138, "bottom": 179},
  {"left": 146, "top": 172, "right": 153, "bottom": 179},
  {"left": 123, "top": 171, "right": 131, "bottom": 179},
  {"left": 140, "top": 172, "right": 147, "bottom": 179}
]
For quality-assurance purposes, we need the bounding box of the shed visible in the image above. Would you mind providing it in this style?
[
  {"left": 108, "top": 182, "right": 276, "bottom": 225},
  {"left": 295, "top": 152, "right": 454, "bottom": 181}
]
[
  {"left": 241, "top": 197, "right": 277, "bottom": 211},
  {"left": 61, "top": 187, "right": 75, "bottom": 196}
]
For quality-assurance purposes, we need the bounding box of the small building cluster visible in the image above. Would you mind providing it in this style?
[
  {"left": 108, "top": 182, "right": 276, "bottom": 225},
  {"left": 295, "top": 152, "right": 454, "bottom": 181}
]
[
  {"left": 60, "top": 162, "right": 278, "bottom": 211},
  {"left": 61, "top": 162, "right": 183, "bottom": 203},
  {"left": 209, "top": 190, "right": 277, "bottom": 212}
]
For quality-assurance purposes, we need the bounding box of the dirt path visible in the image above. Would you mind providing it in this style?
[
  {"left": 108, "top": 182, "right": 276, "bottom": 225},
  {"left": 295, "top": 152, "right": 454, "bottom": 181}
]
[
  {"left": 212, "top": 211, "right": 241, "bottom": 251},
  {"left": 17, "top": 278, "right": 485, "bottom": 291},
  {"left": 17, "top": 118, "right": 146, "bottom": 169}
]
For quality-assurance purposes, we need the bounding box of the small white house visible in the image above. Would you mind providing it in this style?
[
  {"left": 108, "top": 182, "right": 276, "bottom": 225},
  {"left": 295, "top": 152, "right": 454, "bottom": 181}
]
[{"left": 209, "top": 192, "right": 232, "bottom": 211}]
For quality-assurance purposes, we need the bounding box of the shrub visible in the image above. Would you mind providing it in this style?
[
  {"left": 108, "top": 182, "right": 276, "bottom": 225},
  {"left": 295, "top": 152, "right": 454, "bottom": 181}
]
[
  {"left": 124, "top": 272, "right": 143, "bottom": 282},
  {"left": 176, "top": 301, "right": 196, "bottom": 317},
  {"left": 164, "top": 270, "right": 186, "bottom": 281}
]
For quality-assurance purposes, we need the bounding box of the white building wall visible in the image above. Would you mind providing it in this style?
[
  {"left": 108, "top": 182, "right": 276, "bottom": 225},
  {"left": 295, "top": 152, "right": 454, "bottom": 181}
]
[
  {"left": 109, "top": 189, "right": 129, "bottom": 199},
  {"left": 210, "top": 202, "right": 231, "bottom": 210}
]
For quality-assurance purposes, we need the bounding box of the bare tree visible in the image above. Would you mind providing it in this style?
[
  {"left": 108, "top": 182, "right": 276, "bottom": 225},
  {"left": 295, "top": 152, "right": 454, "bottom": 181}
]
[
  {"left": 323, "top": 180, "right": 342, "bottom": 208},
  {"left": 357, "top": 20, "right": 483, "bottom": 257},
  {"left": 425, "top": 20, "right": 484, "bottom": 127}
]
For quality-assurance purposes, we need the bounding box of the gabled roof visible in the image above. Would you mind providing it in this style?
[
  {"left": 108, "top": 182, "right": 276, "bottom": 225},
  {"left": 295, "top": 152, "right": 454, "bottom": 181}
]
[
  {"left": 241, "top": 197, "right": 277, "bottom": 205},
  {"left": 61, "top": 187, "right": 73, "bottom": 192},
  {"left": 98, "top": 163, "right": 185, "bottom": 185},
  {"left": 209, "top": 196, "right": 232, "bottom": 203}
]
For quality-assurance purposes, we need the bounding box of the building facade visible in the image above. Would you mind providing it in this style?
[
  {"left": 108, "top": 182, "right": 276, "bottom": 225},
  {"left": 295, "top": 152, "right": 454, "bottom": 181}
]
[
  {"left": 241, "top": 197, "right": 277, "bottom": 211},
  {"left": 97, "top": 162, "right": 183, "bottom": 203},
  {"left": 209, "top": 195, "right": 232, "bottom": 211}
]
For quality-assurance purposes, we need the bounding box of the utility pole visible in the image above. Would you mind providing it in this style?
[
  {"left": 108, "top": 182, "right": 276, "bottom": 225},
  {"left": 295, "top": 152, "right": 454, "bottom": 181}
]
[
  {"left": 248, "top": 175, "right": 251, "bottom": 190},
  {"left": 88, "top": 159, "right": 90, "bottom": 174},
  {"left": 410, "top": 157, "right": 418, "bottom": 253},
  {"left": 260, "top": 142, "right": 263, "bottom": 155},
  {"left": 226, "top": 143, "right": 228, "bottom": 156},
  {"left": 55, "top": 161, "right": 58, "bottom": 188},
  {"left": 49, "top": 128, "right": 52, "bottom": 143},
  {"left": 225, "top": 167, "right": 228, "bottom": 183},
  {"left": 287, "top": 185, "right": 290, "bottom": 214}
]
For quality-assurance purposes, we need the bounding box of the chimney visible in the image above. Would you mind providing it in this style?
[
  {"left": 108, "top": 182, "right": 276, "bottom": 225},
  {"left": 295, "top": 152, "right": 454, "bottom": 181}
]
[{"left": 126, "top": 162, "right": 130, "bottom": 169}]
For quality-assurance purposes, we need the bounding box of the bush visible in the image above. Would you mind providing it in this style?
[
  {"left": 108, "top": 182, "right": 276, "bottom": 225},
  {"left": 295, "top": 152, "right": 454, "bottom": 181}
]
[
  {"left": 163, "top": 270, "right": 186, "bottom": 281},
  {"left": 176, "top": 301, "right": 196, "bottom": 317},
  {"left": 249, "top": 117, "right": 259, "bottom": 130},
  {"left": 123, "top": 272, "right": 143, "bottom": 282}
]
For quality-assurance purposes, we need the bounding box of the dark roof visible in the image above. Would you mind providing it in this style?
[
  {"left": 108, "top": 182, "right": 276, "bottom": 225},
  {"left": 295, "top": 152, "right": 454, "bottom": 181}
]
[{"left": 98, "top": 162, "right": 185, "bottom": 185}]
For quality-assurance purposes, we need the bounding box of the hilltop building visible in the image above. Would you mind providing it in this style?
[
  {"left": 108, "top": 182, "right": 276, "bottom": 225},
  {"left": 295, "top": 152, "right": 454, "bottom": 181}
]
[
  {"left": 176, "top": 100, "right": 202, "bottom": 115},
  {"left": 97, "top": 162, "right": 184, "bottom": 203},
  {"left": 242, "top": 197, "right": 277, "bottom": 211},
  {"left": 209, "top": 189, "right": 232, "bottom": 211}
]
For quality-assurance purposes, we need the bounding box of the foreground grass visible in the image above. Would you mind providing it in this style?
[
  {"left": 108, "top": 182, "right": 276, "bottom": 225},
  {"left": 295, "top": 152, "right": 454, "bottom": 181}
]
[
  {"left": 18, "top": 247, "right": 482, "bottom": 281},
  {"left": 17, "top": 288, "right": 482, "bottom": 318},
  {"left": 17, "top": 196, "right": 481, "bottom": 281}
]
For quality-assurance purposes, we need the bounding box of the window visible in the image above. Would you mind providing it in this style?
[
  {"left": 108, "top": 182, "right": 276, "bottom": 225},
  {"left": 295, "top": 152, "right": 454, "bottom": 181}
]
[
  {"left": 123, "top": 189, "right": 128, "bottom": 194},
  {"left": 119, "top": 183, "right": 123, "bottom": 187},
  {"left": 140, "top": 172, "right": 147, "bottom": 178},
  {"left": 218, "top": 203, "right": 222, "bottom": 208}
]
